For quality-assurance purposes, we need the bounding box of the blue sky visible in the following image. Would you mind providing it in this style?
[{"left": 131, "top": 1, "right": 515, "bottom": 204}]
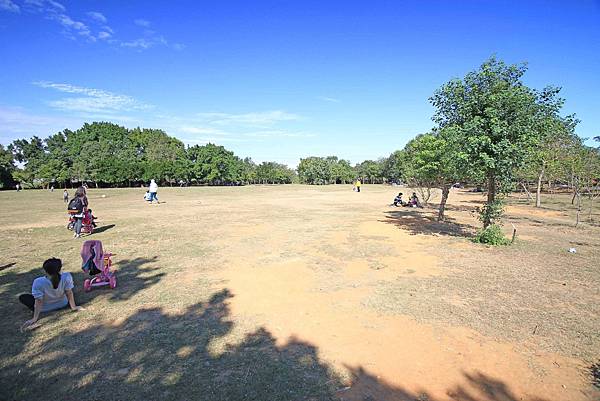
[{"left": 1, "top": 0, "right": 599, "bottom": 166}]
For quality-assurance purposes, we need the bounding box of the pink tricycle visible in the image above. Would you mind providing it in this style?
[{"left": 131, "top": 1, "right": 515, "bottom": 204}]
[{"left": 81, "top": 240, "right": 117, "bottom": 291}]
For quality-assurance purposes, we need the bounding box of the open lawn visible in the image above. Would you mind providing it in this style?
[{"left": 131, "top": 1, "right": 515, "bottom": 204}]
[{"left": 0, "top": 185, "right": 599, "bottom": 401}]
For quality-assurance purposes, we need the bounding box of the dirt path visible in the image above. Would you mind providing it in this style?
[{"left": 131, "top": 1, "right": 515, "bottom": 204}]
[{"left": 190, "top": 187, "right": 596, "bottom": 401}]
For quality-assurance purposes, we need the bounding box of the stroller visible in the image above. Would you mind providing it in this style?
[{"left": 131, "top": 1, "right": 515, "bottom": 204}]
[
  {"left": 67, "top": 209, "right": 96, "bottom": 234},
  {"left": 81, "top": 240, "right": 117, "bottom": 291}
]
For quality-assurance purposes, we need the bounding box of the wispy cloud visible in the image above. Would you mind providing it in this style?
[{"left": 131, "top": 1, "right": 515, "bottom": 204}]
[
  {"left": 123, "top": 22, "right": 185, "bottom": 51},
  {"left": 0, "top": 105, "right": 79, "bottom": 141},
  {"left": 87, "top": 11, "right": 106, "bottom": 23},
  {"left": 179, "top": 126, "right": 229, "bottom": 136},
  {"left": 22, "top": 0, "right": 98, "bottom": 41},
  {"left": 197, "top": 111, "right": 301, "bottom": 126},
  {"left": 317, "top": 96, "right": 341, "bottom": 103},
  {"left": 243, "top": 130, "right": 316, "bottom": 138},
  {"left": 149, "top": 111, "right": 311, "bottom": 145},
  {"left": 134, "top": 18, "right": 150, "bottom": 27},
  {"left": 120, "top": 38, "right": 154, "bottom": 49},
  {"left": 4, "top": 3, "right": 183, "bottom": 50},
  {"left": 0, "top": 0, "right": 19, "bottom": 12},
  {"left": 33, "top": 81, "right": 153, "bottom": 114}
]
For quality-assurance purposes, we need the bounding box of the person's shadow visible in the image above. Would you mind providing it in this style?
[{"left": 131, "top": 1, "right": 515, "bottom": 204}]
[{"left": 92, "top": 224, "right": 116, "bottom": 234}]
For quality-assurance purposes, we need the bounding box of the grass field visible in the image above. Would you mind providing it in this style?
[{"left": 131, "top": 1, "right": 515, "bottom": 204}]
[{"left": 0, "top": 185, "right": 599, "bottom": 401}]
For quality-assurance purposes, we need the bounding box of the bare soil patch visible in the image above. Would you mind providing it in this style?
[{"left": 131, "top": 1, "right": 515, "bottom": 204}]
[{"left": 0, "top": 186, "right": 598, "bottom": 400}]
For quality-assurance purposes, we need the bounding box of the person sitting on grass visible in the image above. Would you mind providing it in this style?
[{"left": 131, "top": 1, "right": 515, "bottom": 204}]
[
  {"left": 19, "top": 258, "right": 83, "bottom": 330},
  {"left": 407, "top": 192, "right": 423, "bottom": 208},
  {"left": 392, "top": 192, "right": 404, "bottom": 207}
]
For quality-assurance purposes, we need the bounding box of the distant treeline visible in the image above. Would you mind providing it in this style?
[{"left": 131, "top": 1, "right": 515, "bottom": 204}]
[
  {"left": 2, "top": 57, "right": 599, "bottom": 235},
  {"left": 0, "top": 121, "right": 399, "bottom": 189},
  {"left": 0, "top": 122, "right": 298, "bottom": 188}
]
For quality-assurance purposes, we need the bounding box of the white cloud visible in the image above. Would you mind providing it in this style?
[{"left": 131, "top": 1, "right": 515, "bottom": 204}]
[
  {"left": 179, "top": 126, "right": 229, "bottom": 136},
  {"left": 197, "top": 111, "right": 301, "bottom": 126},
  {"left": 317, "top": 96, "right": 341, "bottom": 103},
  {"left": 87, "top": 11, "right": 107, "bottom": 23},
  {"left": 23, "top": 0, "right": 96, "bottom": 41},
  {"left": 55, "top": 14, "right": 94, "bottom": 40},
  {"left": 0, "top": 105, "right": 79, "bottom": 142},
  {"left": 244, "top": 130, "right": 316, "bottom": 138},
  {"left": 24, "top": 0, "right": 63, "bottom": 12},
  {"left": 0, "top": 0, "right": 19, "bottom": 12},
  {"left": 11, "top": 3, "right": 183, "bottom": 51},
  {"left": 120, "top": 34, "right": 171, "bottom": 50},
  {"left": 46, "top": 0, "right": 64, "bottom": 12},
  {"left": 134, "top": 18, "right": 150, "bottom": 27},
  {"left": 120, "top": 38, "right": 152, "bottom": 49},
  {"left": 33, "top": 81, "right": 153, "bottom": 114}
]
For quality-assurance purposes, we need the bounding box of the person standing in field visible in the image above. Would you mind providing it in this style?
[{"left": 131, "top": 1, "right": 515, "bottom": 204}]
[
  {"left": 69, "top": 186, "right": 89, "bottom": 238},
  {"left": 63, "top": 189, "right": 69, "bottom": 203},
  {"left": 149, "top": 179, "right": 159, "bottom": 204},
  {"left": 355, "top": 179, "right": 362, "bottom": 193},
  {"left": 16, "top": 183, "right": 20, "bottom": 192}
]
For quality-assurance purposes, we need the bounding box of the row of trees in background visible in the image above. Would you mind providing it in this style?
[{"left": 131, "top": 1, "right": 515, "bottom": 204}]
[
  {"left": 296, "top": 156, "right": 386, "bottom": 185},
  {"left": 0, "top": 124, "right": 393, "bottom": 188},
  {"left": 0, "top": 123, "right": 297, "bottom": 188}
]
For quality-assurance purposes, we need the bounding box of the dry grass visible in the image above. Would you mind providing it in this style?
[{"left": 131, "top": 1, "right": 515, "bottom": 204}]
[{"left": 0, "top": 185, "right": 598, "bottom": 401}]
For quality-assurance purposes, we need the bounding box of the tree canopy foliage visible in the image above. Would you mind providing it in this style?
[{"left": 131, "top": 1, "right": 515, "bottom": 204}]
[{"left": 4, "top": 122, "right": 297, "bottom": 188}]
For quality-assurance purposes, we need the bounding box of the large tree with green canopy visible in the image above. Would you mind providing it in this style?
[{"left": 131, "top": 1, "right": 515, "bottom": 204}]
[
  {"left": 0, "top": 144, "right": 15, "bottom": 189},
  {"left": 430, "top": 56, "right": 562, "bottom": 228},
  {"left": 401, "top": 129, "right": 464, "bottom": 220}
]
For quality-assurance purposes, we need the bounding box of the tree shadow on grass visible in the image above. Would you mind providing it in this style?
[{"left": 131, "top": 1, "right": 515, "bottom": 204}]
[
  {"left": 0, "top": 262, "right": 16, "bottom": 271},
  {"left": 0, "top": 288, "right": 553, "bottom": 401},
  {"left": 0, "top": 257, "right": 166, "bottom": 361},
  {"left": 79, "top": 256, "right": 165, "bottom": 303},
  {"left": 381, "top": 209, "right": 477, "bottom": 238}
]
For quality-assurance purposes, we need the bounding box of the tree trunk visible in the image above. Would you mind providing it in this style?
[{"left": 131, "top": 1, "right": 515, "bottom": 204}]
[
  {"left": 520, "top": 182, "right": 533, "bottom": 202},
  {"left": 437, "top": 185, "right": 451, "bottom": 221},
  {"left": 575, "top": 192, "right": 582, "bottom": 227},
  {"left": 589, "top": 192, "right": 594, "bottom": 223},
  {"left": 484, "top": 174, "right": 496, "bottom": 228},
  {"left": 535, "top": 165, "right": 544, "bottom": 208}
]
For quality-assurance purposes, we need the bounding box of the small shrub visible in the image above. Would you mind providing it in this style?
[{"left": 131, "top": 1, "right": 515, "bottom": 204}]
[
  {"left": 473, "top": 224, "right": 510, "bottom": 246},
  {"left": 478, "top": 199, "right": 504, "bottom": 227}
]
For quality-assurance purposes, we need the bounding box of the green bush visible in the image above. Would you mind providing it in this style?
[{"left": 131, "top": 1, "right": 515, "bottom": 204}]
[{"left": 473, "top": 224, "right": 511, "bottom": 246}]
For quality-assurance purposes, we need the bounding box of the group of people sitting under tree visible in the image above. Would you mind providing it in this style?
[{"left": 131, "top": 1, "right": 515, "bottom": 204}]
[{"left": 392, "top": 192, "right": 422, "bottom": 208}]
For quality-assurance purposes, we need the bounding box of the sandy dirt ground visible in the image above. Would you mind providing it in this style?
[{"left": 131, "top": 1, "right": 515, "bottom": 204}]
[{"left": 0, "top": 185, "right": 598, "bottom": 401}]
